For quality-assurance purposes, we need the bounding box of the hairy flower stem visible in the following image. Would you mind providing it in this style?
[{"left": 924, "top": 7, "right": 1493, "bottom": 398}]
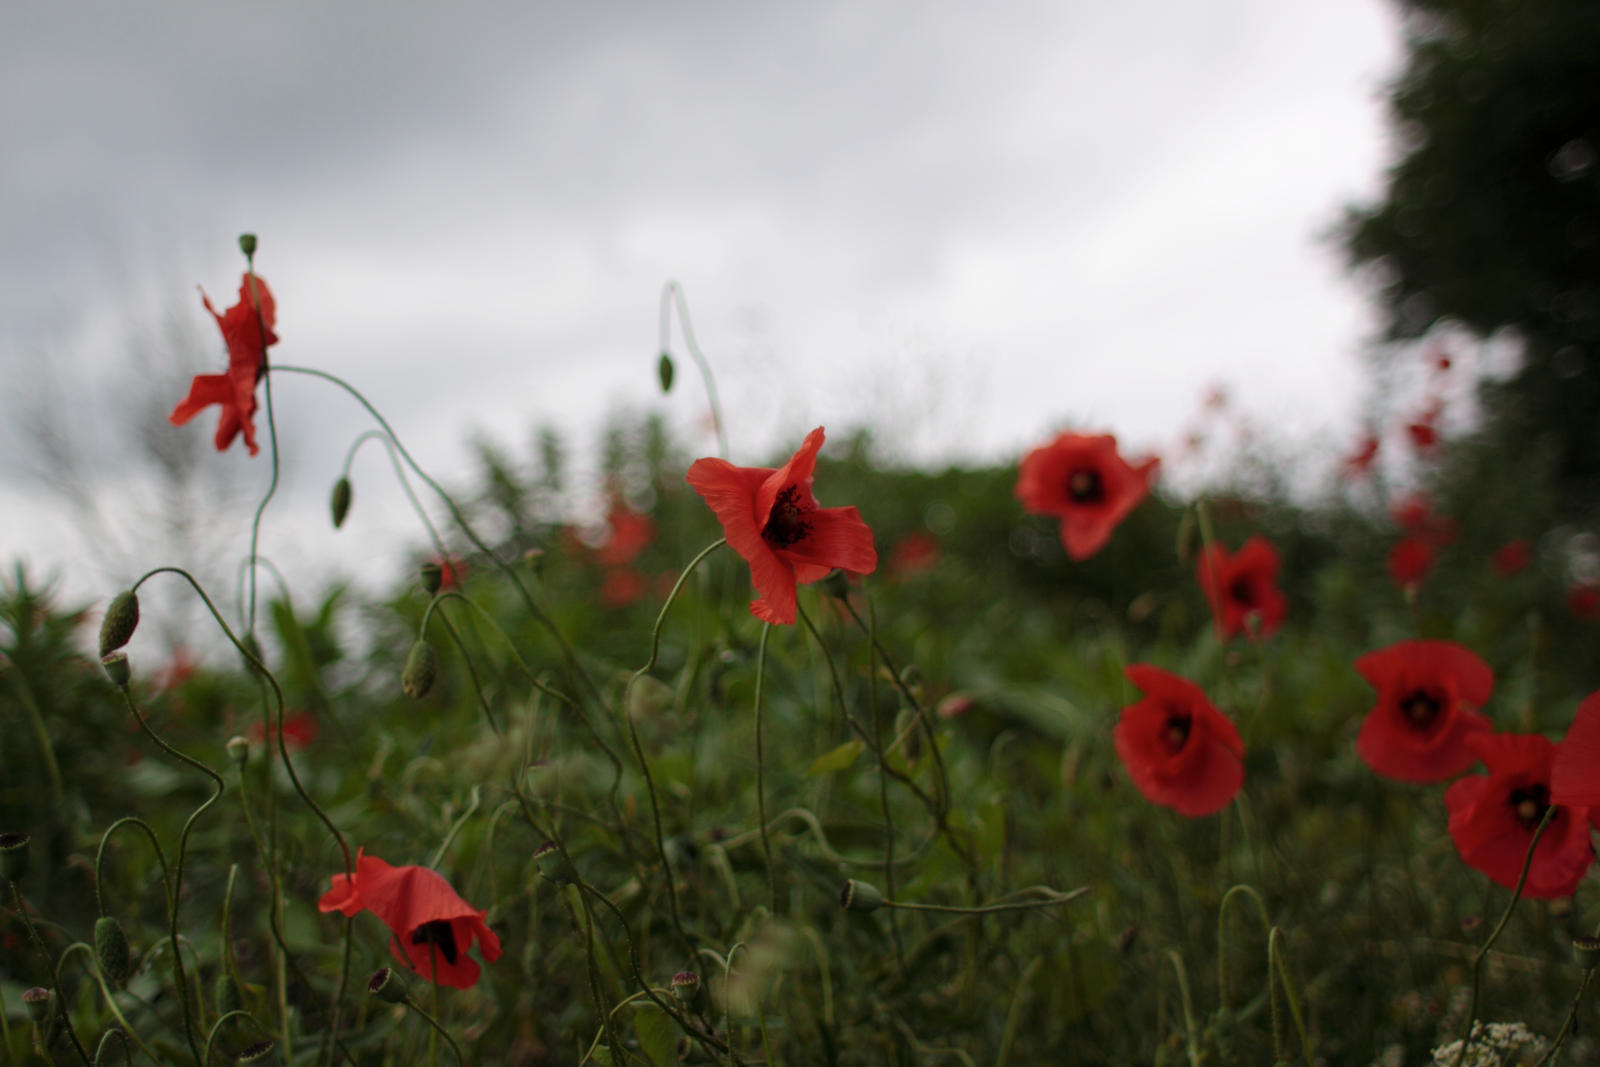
[
  {"left": 659, "top": 281, "right": 729, "bottom": 459},
  {"left": 245, "top": 255, "right": 278, "bottom": 648},
  {"left": 341, "top": 429, "right": 448, "bottom": 559},
  {"left": 1450, "top": 806, "right": 1557, "bottom": 1067},
  {"left": 9, "top": 881, "right": 93, "bottom": 1064}
]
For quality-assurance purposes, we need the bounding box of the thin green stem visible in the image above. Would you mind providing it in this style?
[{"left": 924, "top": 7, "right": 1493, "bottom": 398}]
[
  {"left": 245, "top": 255, "right": 279, "bottom": 646},
  {"left": 341, "top": 429, "right": 449, "bottom": 561},
  {"left": 752, "top": 623, "right": 777, "bottom": 913},
  {"left": 659, "top": 281, "right": 729, "bottom": 459},
  {"left": 995, "top": 955, "right": 1043, "bottom": 1067},
  {"left": 882, "top": 885, "right": 1090, "bottom": 915},
  {"left": 201, "top": 1009, "right": 272, "bottom": 1066},
  {"left": 10, "top": 881, "right": 92, "bottom": 1064},
  {"left": 1164, "top": 949, "right": 1201, "bottom": 1067},
  {"left": 55, "top": 942, "right": 163, "bottom": 1065}
]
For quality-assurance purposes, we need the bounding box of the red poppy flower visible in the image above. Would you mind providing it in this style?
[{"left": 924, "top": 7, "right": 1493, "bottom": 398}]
[
  {"left": 1015, "top": 433, "right": 1158, "bottom": 561},
  {"left": 596, "top": 501, "right": 656, "bottom": 567},
  {"left": 1195, "top": 536, "right": 1287, "bottom": 641},
  {"left": 1354, "top": 640, "right": 1494, "bottom": 783},
  {"left": 1569, "top": 584, "right": 1600, "bottom": 622},
  {"left": 169, "top": 273, "right": 278, "bottom": 456},
  {"left": 1491, "top": 540, "right": 1532, "bottom": 577},
  {"left": 1552, "top": 691, "right": 1600, "bottom": 807},
  {"left": 1113, "top": 665, "right": 1244, "bottom": 817},
  {"left": 1445, "top": 732, "right": 1596, "bottom": 899},
  {"left": 425, "top": 558, "right": 468, "bottom": 592},
  {"left": 685, "top": 427, "right": 877, "bottom": 625},
  {"left": 319, "top": 850, "right": 501, "bottom": 989},
  {"left": 1388, "top": 536, "right": 1437, "bottom": 590},
  {"left": 1341, "top": 434, "right": 1381, "bottom": 480}
]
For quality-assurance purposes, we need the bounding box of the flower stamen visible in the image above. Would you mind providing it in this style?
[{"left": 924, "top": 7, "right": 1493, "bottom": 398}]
[
  {"left": 1066, "top": 469, "right": 1104, "bottom": 504},
  {"left": 763, "top": 485, "right": 813, "bottom": 548}
]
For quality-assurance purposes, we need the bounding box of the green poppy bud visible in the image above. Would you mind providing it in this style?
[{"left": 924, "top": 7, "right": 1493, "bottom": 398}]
[
  {"left": 236, "top": 1040, "right": 278, "bottom": 1065},
  {"left": 22, "top": 986, "right": 58, "bottom": 1048},
  {"left": 671, "top": 970, "right": 704, "bottom": 1011},
  {"left": 533, "top": 841, "right": 578, "bottom": 886},
  {"left": 20, "top": 987, "right": 50, "bottom": 1025},
  {"left": 419, "top": 561, "right": 443, "bottom": 595},
  {"left": 0, "top": 831, "right": 30, "bottom": 883},
  {"left": 238, "top": 233, "right": 258, "bottom": 258},
  {"left": 330, "top": 477, "right": 353, "bottom": 529},
  {"left": 226, "top": 736, "right": 250, "bottom": 767},
  {"left": 101, "top": 651, "right": 131, "bottom": 689},
  {"left": 100, "top": 591, "right": 140, "bottom": 656},
  {"left": 402, "top": 640, "right": 437, "bottom": 698},
  {"left": 658, "top": 351, "right": 675, "bottom": 393},
  {"left": 839, "top": 878, "right": 884, "bottom": 913},
  {"left": 94, "top": 916, "right": 131, "bottom": 986},
  {"left": 367, "top": 966, "right": 409, "bottom": 1005}
]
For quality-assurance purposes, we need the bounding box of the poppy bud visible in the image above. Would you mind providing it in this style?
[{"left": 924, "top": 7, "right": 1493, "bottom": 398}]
[
  {"left": 236, "top": 1040, "right": 278, "bottom": 1065},
  {"left": 367, "top": 966, "right": 409, "bottom": 1005},
  {"left": 102, "top": 651, "right": 131, "bottom": 689},
  {"left": 402, "top": 640, "right": 437, "bottom": 698},
  {"left": 22, "top": 986, "right": 58, "bottom": 1047},
  {"left": 95, "top": 916, "right": 131, "bottom": 986},
  {"left": 330, "top": 477, "right": 353, "bottom": 529},
  {"left": 839, "top": 879, "right": 884, "bottom": 913},
  {"left": 533, "top": 841, "right": 578, "bottom": 886},
  {"left": 214, "top": 972, "right": 242, "bottom": 1015},
  {"left": 238, "top": 233, "right": 258, "bottom": 258},
  {"left": 671, "top": 970, "right": 704, "bottom": 1011},
  {"left": 1574, "top": 935, "right": 1600, "bottom": 971},
  {"left": 20, "top": 987, "right": 50, "bottom": 1025},
  {"left": 658, "top": 351, "right": 675, "bottom": 393},
  {"left": 1, "top": 831, "right": 30, "bottom": 882},
  {"left": 226, "top": 736, "right": 250, "bottom": 766},
  {"left": 820, "top": 569, "right": 851, "bottom": 600},
  {"left": 100, "top": 591, "right": 140, "bottom": 656},
  {"left": 419, "top": 561, "right": 443, "bottom": 595}
]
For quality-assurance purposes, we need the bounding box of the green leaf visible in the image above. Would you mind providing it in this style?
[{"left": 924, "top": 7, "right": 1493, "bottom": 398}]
[
  {"left": 631, "top": 1003, "right": 677, "bottom": 1066},
  {"left": 806, "top": 739, "right": 864, "bottom": 776}
]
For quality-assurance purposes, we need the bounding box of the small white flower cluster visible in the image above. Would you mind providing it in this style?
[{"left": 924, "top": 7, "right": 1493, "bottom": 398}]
[{"left": 1430, "top": 1021, "right": 1549, "bottom": 1067}]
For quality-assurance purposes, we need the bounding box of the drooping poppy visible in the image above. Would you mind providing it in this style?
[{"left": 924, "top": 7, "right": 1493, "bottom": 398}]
[
  {"left": 1445, "top": 732, "right": 1596, "bottom": 899},
  {"left": 1490, "top": 540, "right": 1532, "bottom": 577},
  {"left": 1015, "top": 433, "right": 1158, "bottom": 561},
  {"left": 1195, "top": 536, "right": 1287, "bottom": 641},
  {"left": 319, "top": 850, "right": 501, "bottom": 989},
  {"left": 1114, "top": 665, "right": 1244, "bottom": 817},
  {"left": 1551, "top": 690, "right": 1600, "bottom": 807},
  {"left": 1354, "top": 639, "right": 1494, "bottom": 783},
  {"left": 169, "top": 272, "right": 278, "bottom": 456},
  {"left": 686, "top": 427, "right": 877, "bottom": 625}
]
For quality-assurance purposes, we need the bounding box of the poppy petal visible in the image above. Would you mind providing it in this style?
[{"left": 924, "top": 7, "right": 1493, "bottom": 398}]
[
  {"left": 1553, "top": 691, "right": 1600, "bottom": 807},
  {"left": 783, "top": 506, "right": 878, "bottom": 576}
]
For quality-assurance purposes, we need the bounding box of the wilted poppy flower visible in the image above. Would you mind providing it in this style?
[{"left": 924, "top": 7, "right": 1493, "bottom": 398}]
[
  {"left": 169, "top": 273, "right": 278, "bottom": 456},
  {"left": 1354, "top": 640, "right": 1494, "bottom": 783},
  {"left": 1015, "top": 433, "right": 1158, "bottom": 561},
  {"left": 319, "top": 850, "right": 501, "bottom": 989},
  {"left": 1552, "top": 691, "right": 1600, "bottom": 807},
  {"left": 1445, "top": 732, "right": 1596, "bottom": 899},
  {"left": 1569, "top": 584, "right": 1600, "bottom": 622},
  {"left": 1114, "top": 665, "right": 1244, "bottom": 817},
  {"left": 1491, "top": 540, "right": 1532, "bottom": 577},
  {"left": 686, "top": 427, "right": 877, "bottom": 625},
  {"left": 596, "top": 501, "right": 656, "bottom": 567},
  {"left": 1195, "top": 537, "right": 1287, "bottom": 640}
]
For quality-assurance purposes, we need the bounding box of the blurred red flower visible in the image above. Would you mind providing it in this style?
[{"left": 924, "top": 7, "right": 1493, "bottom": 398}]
[
  {"left": 1569, "top": 584, "right": 1600, "bottom": 622},
  {"left": 1341, "top": 434, "right": 1381, "bottom": 480},
  {"left": 686, "top": 427, "right": 877, "bottom": 625},
  {"left": 1491, "top": 540, "right": 1532, "bottom": 577},
  {"left": 889, "top": 533, "right": 940, "bottom": 578},
  {"left": 319, "top": 850, "right": 501, "bottom": 989},
  {"left": 1445, "top": 732, "right": 1597, "bottom": 899},
  {"left": 249, "top": 711, "right": 319, "bottom": 751},
  {"left": 153, "top": 646, "right": 198, "bottom": 694},
  {"left": 1552, "top": 690, "right": 1600, "bottom": 807},
  {"left": 600, "top": 569, "right": 648, "bottom": 607},
  {"left": 596, "top": 501, "right": 655, "bottom": 567},
  {"left": 1388, "top": 536, "right": 1437, "bottom": 590},
  {"left": 169, "top": 273, "right": 277, "bottom": 456},
  {"left": 1195, "top": 536, "right": 1287, "bottom": 641},
  {"left": 1114, "top": 665, "right": 1243, "bottom": 817},
  {"left": 1015, "top": 433, "right": 1157, "bottom": 561},
  {"left": 1406, "top": 421, "right": 1439, "bottom": 452},
  {"left": 1354, "top": 640, "right": 1493, "bottom": 783},
  {"left": 425, "top": 558, "right": 468, "bottom": 592}
]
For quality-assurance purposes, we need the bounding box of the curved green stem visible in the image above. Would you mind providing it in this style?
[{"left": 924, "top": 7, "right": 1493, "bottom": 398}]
[
  {"left": 10, "top": 881, "right": 93, "bottom": 1064},
  {"left": 659, "top": 281, "right": 729, "bottom": 459},
  {"left": 995, "top": 955, "right": 1043, "bottom": 1067},
  {"left": 752, "top": 623, "right": 777, "bottom": 913},
  {"left": 882, "top": 885, "right": 1090, "bottom": 915},
  {"left": 1164, "top": 949, "right": 1201, "bottom": 1067},
  {"left": 341, "top": 428, "right": 449, "bottom": 561},
  {"left": 201, "top": 1009, "right": 273, "bottom": 1066}
]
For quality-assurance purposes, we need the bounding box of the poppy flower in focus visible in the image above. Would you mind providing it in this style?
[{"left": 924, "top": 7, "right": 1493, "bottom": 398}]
[
  {"left": 1388, "top": 536, "right": 1437, "bottom": 590},
  {"left": 1341, "top": 434, "right": 1381, "bottom": 480},
  {"left": 1015, "top": 433, "right": 1158, "bottom": 561},
  {"left": 1114, "top": 665, "right": 1244, "bottom": 817},
  {"left": 1445, "top": 732, "right": 1597, "bottom": 899},
  {"left": 319, "top": 850, "right": 501, "bottom": 989},
  {"left": 686, "top": 427, "right": 877, "bottom": 625},
  {"left": 169, "top": 273, "right": 278, "bottom": 456},
  {"left": 1569, "top": 584, "right": 1600, "bottom": 622},
  {"left": 1195, "top": 536, "right": 1287, "bottom": 641},
  {"left": 1552, "top": 691, "right": 1600, "bottom": 807},
  {"left": 1491, "top": 540, "right": 1532, "bottom": 577},
  {"left": 249, "top": 711, "right": 319, "bottom": 751},
  {"left": 1354, "top": 639, "right": 1494, "bottom": 783},
  {"left": 596, "top": 501, "right": 655, "bottom": 567}
]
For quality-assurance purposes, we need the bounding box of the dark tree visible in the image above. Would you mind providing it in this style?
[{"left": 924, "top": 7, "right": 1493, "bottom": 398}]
[{"left": 1341, "top": 0, "right": 1600, "bottom": 514}]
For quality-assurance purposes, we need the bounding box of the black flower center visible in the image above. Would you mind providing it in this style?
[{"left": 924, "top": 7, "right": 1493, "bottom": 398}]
[
  {"left": 762, "top": 485, "right": 812, "bottom": 548},
  {"left": 1067, "top": 469, "right": 1104, "bottom": 504},
  {"left": 1164, "top": 713, "right": 1191, "bottom": 753},
  {"left": 1228, "top": 577, "right": 1257, "bottom": 607},
  {"left": 1509, "top": 785, "right": 1550, "bottom": 829},
  {"left": 1400, "top": 689, "right": 1443, "bottom": 727},
  {"left": 411, "top": 920, "right": 459, "bottom": 966}
]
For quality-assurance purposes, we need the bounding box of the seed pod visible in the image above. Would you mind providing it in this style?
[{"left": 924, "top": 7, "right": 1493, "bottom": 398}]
[
  {"left": 100, "top": 591, "right": 140, "bottom": 656},
  {"left": 839, "top": 879, "right": 884, "bottom": 913},
  {"left": 102, "top": 652, "right": 131, "bottom": 689},
  {"left": 367, "top": 966, "right": 408, "bottom": 1005},
  {"left": 657, "top": 351, "right": 675, "bottom": 393},
  {"left": 236, "top": 1040, "right": 278, "bottom": 1065},
  {"left": 1574, "top": 935, "right": 1600, "bottom": 971},
  {"left": 402, "top": 640, "right": 437, "bottom": 699},
  {"left": 330, "top": 477, "right": 353, "bottom": 529},
  {"left": 0, "top": 831, "right": 30, "bottom": 883},
  {"left": 94, "top": 916, "right": 131, "bottom": 986},
  {"left": 238, "top": 233, "right": 258, "bottom": 258},
  {"left": 671, "top": 970, "right": 704, "bottom": 1011}
]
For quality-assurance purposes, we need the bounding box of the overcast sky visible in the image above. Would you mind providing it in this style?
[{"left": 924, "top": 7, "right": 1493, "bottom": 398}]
[{"left": 1, "top": 0, "right": 1404, "bottom": 604}]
